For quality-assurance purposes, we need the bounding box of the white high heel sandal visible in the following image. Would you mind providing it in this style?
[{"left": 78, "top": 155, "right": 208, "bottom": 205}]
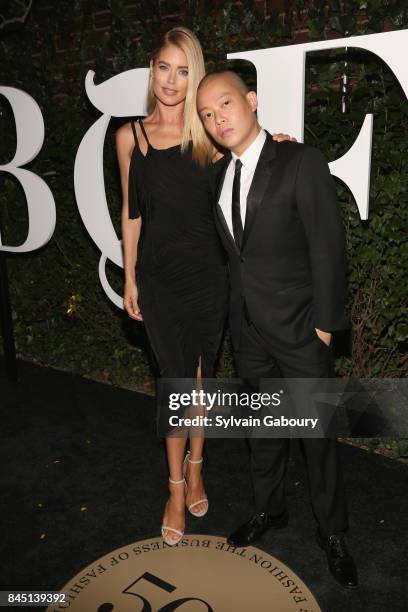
[
  {"left": 161, "top": 476, "right": 187, "bottom": 546},
  {"left": 183, "top": 451, "right": 209, "bottom": 518}
]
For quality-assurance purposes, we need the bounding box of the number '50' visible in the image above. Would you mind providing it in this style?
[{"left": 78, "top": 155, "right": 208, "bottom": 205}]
[{"left": 97, "top": 571, "right": 214, "bottom": 611}]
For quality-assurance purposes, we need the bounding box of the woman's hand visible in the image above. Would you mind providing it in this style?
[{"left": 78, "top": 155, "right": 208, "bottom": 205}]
[
  {"left": 272, "top": 133, "right": 297, "bottom": 142},
  {"left": 124, "top": 280, "right": 143, "bottom": 321}
]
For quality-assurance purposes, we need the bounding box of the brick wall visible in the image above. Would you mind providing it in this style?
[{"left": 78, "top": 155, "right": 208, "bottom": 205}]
[
  {"left": 32, "top": 0, "right": 315, "bottom": 71},
  {"left": 30, "top": 0, "right": 393, "bottom": 99}
]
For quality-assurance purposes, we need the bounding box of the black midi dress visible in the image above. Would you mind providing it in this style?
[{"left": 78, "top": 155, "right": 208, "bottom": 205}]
[{"left": 127, "top": 118, "right": 228, "bottom": 391}]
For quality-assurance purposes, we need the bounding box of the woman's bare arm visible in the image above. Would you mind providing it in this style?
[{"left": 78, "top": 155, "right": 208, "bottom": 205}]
[{"left": 115, "top": 122, "right": 143, "bottom": 320}]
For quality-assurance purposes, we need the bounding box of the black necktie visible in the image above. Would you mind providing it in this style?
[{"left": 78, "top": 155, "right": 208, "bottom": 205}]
[{"left": 232, "top": 158, "right": 243, "bottom": 250}]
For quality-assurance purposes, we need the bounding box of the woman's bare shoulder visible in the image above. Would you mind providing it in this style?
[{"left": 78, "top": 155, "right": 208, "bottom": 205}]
[
  {"left": 116, "top": 122, "right": 139, "bottom": 167},
  {"left": 116, "top": 121, "right": 134, "bottom": 143}
]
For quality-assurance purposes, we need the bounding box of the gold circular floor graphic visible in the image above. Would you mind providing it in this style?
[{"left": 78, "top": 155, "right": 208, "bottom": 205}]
[{"left": 47, "top": 535, "right": 321, "bottom": 612}]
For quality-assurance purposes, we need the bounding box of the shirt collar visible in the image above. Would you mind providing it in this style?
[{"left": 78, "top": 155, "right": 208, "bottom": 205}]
[{"left": 232, "top": 127, "right": 266, "bottom": 171}]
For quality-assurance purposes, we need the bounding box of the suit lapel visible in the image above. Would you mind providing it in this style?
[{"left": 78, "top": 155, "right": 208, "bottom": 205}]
[
  {"left": 242, "top": 132, "right": 277, "bottom": 250},
  {"left": 214, "top": 152, "right": 240, "bottom": 254},
  {"left": 215, "top": 151, "right": 231, "bottom": 203}
]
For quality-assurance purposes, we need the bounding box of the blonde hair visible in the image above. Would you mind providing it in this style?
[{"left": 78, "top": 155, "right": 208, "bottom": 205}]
[{"left": 147, "top": 26, "right": 213, "bottom": 166}]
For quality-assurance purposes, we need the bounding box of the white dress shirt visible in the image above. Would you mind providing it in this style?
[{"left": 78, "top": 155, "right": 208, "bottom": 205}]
[{"left": 218, "top": 127, "right": 267, "bottom": 236}]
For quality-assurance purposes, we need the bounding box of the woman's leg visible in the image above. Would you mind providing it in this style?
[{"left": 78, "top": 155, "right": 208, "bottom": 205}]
[
  {"left": 162, "top": 357, "right": 207, "bottom": 540},
  {"left": 162, "top": 435, "right": 188, "bottom": 542},
  {"left": 185, "top": 357, "right": 208, "bottom": 515}
]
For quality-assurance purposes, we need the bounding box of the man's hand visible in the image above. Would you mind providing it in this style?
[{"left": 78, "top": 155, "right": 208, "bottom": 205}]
[
  {"left": 315, "top": 328, "right": 332, "bottom": 346},
  {"left": 272, "top": 133, "right": 297, "bottom": 142}
]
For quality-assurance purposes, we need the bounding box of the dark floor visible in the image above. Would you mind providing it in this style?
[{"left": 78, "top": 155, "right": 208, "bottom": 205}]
[{"left": 1, "top": 356, "right": 407, "bottom": 612}]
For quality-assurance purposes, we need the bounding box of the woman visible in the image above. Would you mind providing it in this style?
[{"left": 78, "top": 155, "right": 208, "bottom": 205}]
[{"left": 116, "top": 26, "right": 291, "bottom": 545}]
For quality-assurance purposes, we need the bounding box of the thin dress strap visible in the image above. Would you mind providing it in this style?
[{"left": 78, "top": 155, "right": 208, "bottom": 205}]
[
  {"left": 130, "top": 120, "right": 137, "bottom": 144},
  {"left": 128, "top": 120, "right": 141, "bottom": 220},
  {"left": 130, "top": 119, "right": 144, "bottom": 155},
  {"left": 138, "top": 118, "right": 150, "bottom": 148}
]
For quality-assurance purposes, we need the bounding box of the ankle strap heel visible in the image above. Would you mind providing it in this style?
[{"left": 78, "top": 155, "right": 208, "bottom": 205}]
[
  {"left": 182, "top": 451, "right": 208, "bottom": 518},
  {"left": 188, "top": 456, "right": 203, "bottom": 464},
  {"left": 162, "top": 476, "right": 187, "bottom": 546},
  {"left": 169, "top": 476, "right": 186, "bottom": 485}
]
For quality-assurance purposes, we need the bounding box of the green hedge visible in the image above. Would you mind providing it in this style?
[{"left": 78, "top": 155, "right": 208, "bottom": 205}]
[{"left": 0, "top": 0, "right": 407, "bottom": 457}]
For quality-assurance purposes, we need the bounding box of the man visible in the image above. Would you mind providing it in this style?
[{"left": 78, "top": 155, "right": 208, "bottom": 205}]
[{"left": 197, "top": 71, "right": 358, "bottom": 589}]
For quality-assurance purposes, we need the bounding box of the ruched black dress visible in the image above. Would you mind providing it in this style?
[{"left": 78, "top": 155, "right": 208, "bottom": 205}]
[{"left": 127, "top": 118, "right": 228, "bottom": 389}]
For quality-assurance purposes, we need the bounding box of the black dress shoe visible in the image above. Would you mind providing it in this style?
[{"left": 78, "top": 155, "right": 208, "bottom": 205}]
[
  {"left": 227, "top": 510, "right": 288, "bottom": 547},
  {"left": 316, "top": 530, "right": 358, "bottom": 589}
]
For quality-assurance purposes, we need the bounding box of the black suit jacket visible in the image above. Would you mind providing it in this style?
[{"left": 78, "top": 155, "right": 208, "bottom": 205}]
[{"left": 214, "top": 131, "right": 349, "bottom": 350}]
